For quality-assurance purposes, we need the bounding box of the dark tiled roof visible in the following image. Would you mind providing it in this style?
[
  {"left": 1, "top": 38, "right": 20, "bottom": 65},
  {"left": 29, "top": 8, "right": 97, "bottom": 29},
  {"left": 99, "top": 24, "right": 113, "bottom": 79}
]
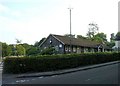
[{"left": 52, "top": 34, "right": 101, "bottom": 48}]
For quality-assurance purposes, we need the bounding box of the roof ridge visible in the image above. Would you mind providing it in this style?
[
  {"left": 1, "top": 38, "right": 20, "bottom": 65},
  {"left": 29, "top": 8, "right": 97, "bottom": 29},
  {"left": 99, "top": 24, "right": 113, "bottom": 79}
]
[{"left": 52, "top": 34, "right": 100, "bottom": 44}]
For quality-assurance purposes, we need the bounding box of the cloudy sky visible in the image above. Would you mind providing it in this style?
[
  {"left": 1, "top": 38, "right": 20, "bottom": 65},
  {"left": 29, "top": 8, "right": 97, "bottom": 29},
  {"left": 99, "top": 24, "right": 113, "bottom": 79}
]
[{"left": 0, "top": 0, "right": 119, "bottom": 44}]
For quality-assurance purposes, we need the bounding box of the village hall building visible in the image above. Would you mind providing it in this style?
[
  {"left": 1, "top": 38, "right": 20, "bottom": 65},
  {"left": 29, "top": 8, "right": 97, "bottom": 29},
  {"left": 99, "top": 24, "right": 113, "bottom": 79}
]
[
  {"left": 39, "top": 34, "right": 111, "bottom": 54},
  {"left": 112, "top": 32, "right": 120, "bottom": 51}
]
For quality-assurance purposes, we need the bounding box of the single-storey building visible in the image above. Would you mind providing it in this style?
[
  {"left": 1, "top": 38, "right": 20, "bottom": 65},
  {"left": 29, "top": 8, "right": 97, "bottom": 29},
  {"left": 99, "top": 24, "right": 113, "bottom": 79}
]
[
  {"left": 39, "top": 34, "right": 111, "bottom": 54},
  {"left": 112, "top": 32, "right": 120, "bottom": 51}
]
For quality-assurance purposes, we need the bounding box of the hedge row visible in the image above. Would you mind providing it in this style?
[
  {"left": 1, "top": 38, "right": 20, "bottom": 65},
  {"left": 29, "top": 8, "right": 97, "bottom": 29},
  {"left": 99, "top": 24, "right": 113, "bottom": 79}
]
[{"left": 3, "top": 52, "right": 120, "bottom": 74}]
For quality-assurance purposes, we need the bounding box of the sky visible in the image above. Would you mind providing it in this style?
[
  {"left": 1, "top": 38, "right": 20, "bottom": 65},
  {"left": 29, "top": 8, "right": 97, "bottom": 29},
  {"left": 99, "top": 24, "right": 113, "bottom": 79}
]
[{"left": 0, "top": 0, "right": 119, "bottom": 45}]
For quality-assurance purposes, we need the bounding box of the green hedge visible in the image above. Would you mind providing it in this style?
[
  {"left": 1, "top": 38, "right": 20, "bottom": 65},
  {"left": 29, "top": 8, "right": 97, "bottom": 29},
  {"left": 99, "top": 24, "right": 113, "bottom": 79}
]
[{"left": 3, "top": 52, "right": 120, "bottom": 74}]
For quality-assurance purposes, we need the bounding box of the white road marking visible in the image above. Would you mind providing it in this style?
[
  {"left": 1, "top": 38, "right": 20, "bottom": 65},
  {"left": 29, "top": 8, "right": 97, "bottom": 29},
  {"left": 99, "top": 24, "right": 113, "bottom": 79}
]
[
  {"left": 26, "top": 80, "right": 30, "bottom": 82},
  {"left": 16, "top": 80, "right": 28, "bottom": 83},
  {"left": 85, "top": 79, "right": 91, "bottom": 81},
  {"left": 51, "top": 75, "right": 57, "bottom": 77},
  {"left": 16, "top": 80, "right": 21, "bottom": 83},
  {"left": 32, "top": 78, "right": 36, "bottom": 81},
  {"left": 38, "top": 77, "right": 43, "bottom": 78}
]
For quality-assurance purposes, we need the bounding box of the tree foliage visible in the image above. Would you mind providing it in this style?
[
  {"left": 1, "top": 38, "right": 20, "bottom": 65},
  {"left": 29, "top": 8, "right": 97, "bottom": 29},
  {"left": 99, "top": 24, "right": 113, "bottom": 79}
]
[
  {"left": 77, "top": 35, "right": 88, "bottom": 39},
  {"left": 116, "top": 32, "right": 120, "bottom": 40},
  {"left": 87, "top": 23, "right": 99, "bottom": 38},
  {"left": 92, "top": 33, "right": 107, "bottom": 43},
  {"left": 106, "top": 42, "right": 115, "bottom": 48},
  {"left": 15, "top": 39, "right": 22, "bottom": 44},
  {"left": 27, "top": 46, "right": 39, "bottom": 56},
  {"left": 21, "top": 43, "right": 40, "bottom": 56},
  {"left": 2, "top": 42, "right": 12, "bottom": 57},
  {"left": 34, "top": 38, "right": 46, "bottom": 47},
  {"left": 40, "top": 47, "right": 57, "bottom": 55}
]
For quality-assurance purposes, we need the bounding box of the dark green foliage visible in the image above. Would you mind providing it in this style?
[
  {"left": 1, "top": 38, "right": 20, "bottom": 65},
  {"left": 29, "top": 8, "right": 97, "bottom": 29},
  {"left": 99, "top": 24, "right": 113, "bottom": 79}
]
[
  {"left": 40, "top": 47, "right": 57, "bottom": 55},
  {"left": 27, "top": 47, "right": 39, "bottom": 56},
  {"left": 2, "top": 42, "right": 12, "bottom": 57},
  {"left": 3, "top": 52, "right": 120, "bottom": 74},
  {"left": 106, "top": 42, "right": 115, "bottom": 48},
  {"left": 77, "top": 35, "right": 88, "bottom": 39},
  {"left": 16, "top": 45, "right": 26, "bottom": 56},
  {"left": 21, "top": 43, "right": 40, "bottom": 56},
  {"left": 34, "top": 37, "right": 46, "bottom": 47},
  {"left": 116, "top": 32, "right": 120, "bottom": 40}
]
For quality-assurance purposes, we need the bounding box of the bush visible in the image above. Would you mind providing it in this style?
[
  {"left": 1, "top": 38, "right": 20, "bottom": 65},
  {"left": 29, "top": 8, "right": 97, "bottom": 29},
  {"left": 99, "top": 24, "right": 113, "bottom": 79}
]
[
  {"left": 40, "top": 47, "right": 57, "bottom": 55},
  {"left": 3, "top": 52, "right": 120, "bottom": 74}
]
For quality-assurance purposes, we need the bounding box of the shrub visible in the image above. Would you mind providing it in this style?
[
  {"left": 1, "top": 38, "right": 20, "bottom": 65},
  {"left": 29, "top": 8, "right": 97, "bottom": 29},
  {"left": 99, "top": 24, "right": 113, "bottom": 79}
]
[
  {"left": 3, "top": 52, "right": 120, "bottom": 74},
  {"left": 40, "top": 47, "right": 57, "bottom": 55}
]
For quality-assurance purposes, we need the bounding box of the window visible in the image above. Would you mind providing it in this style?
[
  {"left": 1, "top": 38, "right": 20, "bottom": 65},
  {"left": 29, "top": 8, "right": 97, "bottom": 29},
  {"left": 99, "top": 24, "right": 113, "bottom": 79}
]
[
  {"left": 59, "top": 44, "right": 62, "bottom": 48},
  {"left": 73, "top": 47, "right": 76, "bottom": 52},
  {"left": 49, "top": 39, "right": 52, "bottom": 44},
  {"left": 65, "top": 46, "right": 68, "bottom": 51}
]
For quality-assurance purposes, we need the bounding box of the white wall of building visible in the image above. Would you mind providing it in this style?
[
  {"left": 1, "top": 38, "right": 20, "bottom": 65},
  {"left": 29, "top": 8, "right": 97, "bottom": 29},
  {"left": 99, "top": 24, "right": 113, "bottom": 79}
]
[
  {"left": 115, "top": 41, "right": 120, "bottom": 48},
  {"left": 113, "top": 41, "right": 120, "bottom": 50}
]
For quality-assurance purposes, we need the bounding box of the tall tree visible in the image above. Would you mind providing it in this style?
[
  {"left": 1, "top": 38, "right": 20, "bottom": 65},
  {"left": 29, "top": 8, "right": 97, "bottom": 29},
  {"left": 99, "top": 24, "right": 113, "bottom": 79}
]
[
  {"left": 77, "top": 35, "right": 88, "bottom": 39},
  {"left": 15, "top": 39, "right": 22, "bottom": 44},
  {"left": 87, "top": 23, "right": 99, "bottom": 38},
  {"left": 110, "top": 33, "right": 115, "bottom": 42},
  {"left": 92, "top": 33, "right": 107, "bottom": 43}
]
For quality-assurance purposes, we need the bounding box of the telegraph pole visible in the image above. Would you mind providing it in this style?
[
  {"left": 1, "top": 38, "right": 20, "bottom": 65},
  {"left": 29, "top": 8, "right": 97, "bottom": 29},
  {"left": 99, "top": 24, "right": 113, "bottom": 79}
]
[
  {"left": 68, "top": 7, "right": 73, "bottom": 53},
  {"left": 68, "top": 7, "right": 73, "bottom": 36}
]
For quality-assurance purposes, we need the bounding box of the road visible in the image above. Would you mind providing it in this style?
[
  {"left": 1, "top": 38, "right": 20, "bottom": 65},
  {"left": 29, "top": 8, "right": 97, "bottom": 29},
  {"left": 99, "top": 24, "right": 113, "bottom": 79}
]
[
  {"left": 0, "top": 63, "right": 2, "bottom": 85},
  {"left": 2, "top": 62, "right": 119, "bottom": 84}
]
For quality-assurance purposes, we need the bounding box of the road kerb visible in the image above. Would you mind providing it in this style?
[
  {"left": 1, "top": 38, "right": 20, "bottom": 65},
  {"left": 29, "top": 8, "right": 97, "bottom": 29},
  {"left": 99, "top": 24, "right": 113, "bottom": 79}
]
[{"left": 16, "top": 61, "right": 119, "bottom": 78}]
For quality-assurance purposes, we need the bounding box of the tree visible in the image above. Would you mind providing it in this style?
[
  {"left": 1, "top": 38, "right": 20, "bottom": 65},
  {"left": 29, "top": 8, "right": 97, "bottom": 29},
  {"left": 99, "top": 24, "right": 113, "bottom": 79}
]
[
  {"left": 21, "top": 43, "right": 31, "bottom": 51},
  {"left": 110, "top": 33, "right": 115, "bottom": 42},
  {"left": 34, "top": 37, "right": 46, "bottom": 47},
  {"left": 20, "top": 43, "right": 30, "bottom": 56},
  {"left": 87, "top": 23, "right": 99, "bottom": 38},
  {"left": 15, "top": 39, "right": 22, "bottom": 44},
  {"left": 9, "top": 44, "right": 16, "bottom": 56},
  {"left": 16, "top": 44, "right": 26, "bottom": 56},
  {"left": 20, "top": 43, "right": 40, "bottom": 56},
  {"left": 77, "top": 35, "right": 88, "bottom": 39},
  {"left": 27, "top": 46, "right": 39, "bottom": 56},
  {"left": 2, "top": 42, "right": 12, "bottom": 57},
  {"left": 40, "top": 47, "right": 57, "bottom": 55},
  {"left": 92, "top": 33, "right": 107, "bottom": 43},
  {"left": 116, "top": 32, "right": 120, "bottom": 40},
  {"left": 106, "top": 42, "right": 115, "bottom": 48}
]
